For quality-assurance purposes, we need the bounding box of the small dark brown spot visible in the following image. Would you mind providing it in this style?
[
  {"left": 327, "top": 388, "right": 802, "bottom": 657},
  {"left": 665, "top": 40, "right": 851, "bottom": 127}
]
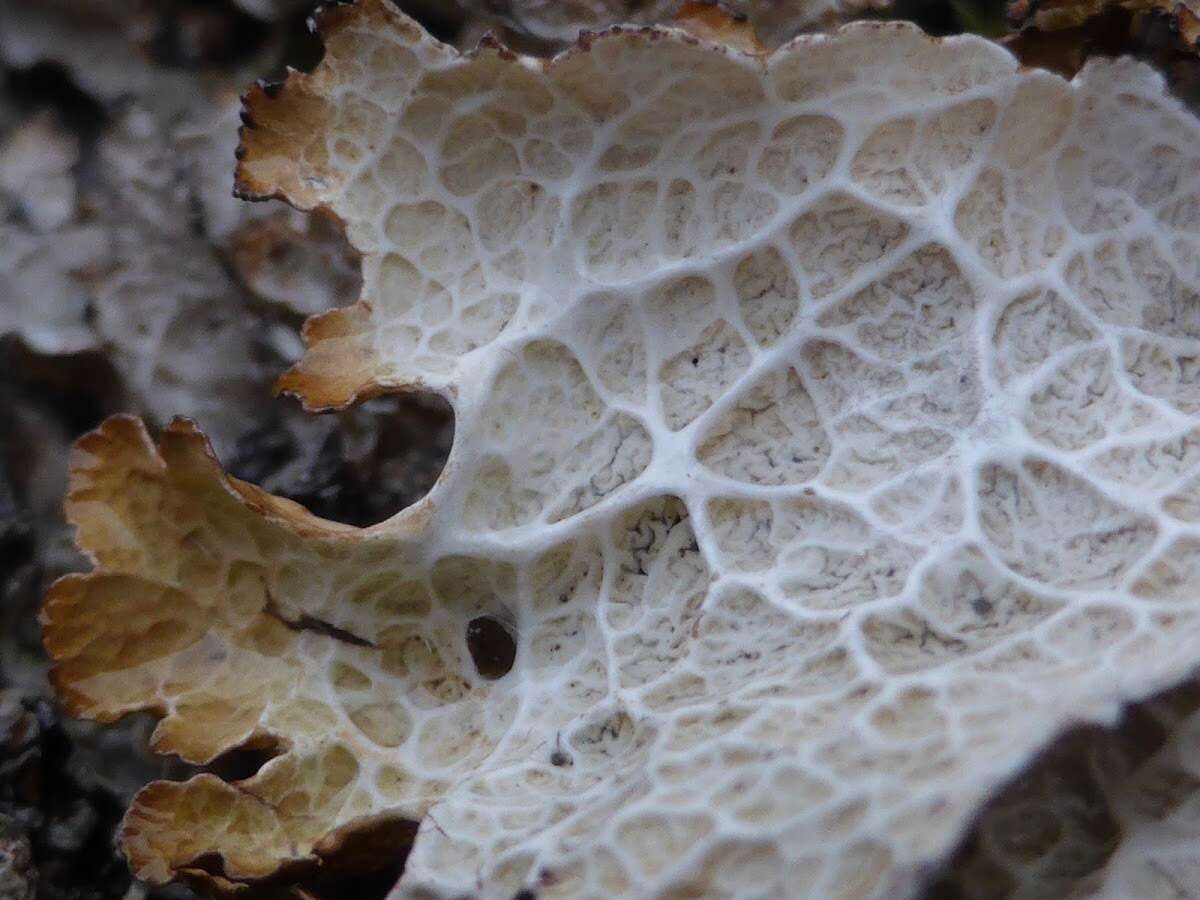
[
  {"left": 549, "top": 750, "right": 572, "bottom": 767},
  {"left": 466, "top": 616, "right": 517, "bottom": 680}
]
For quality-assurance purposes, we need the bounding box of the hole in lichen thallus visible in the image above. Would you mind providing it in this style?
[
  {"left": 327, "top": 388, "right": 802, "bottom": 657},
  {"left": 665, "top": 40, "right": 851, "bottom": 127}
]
[
  {"left": 203, "top": 733, "right": 285, "bottom": 781},
  {"left": 228, "top": 393, "right": 452, "bottom": 528},
  {"left": 466, "top": 615, "right": 517, "bottom": 680},
  {"left": 301, "top": 817, "right": 418, "bottom": 900}
]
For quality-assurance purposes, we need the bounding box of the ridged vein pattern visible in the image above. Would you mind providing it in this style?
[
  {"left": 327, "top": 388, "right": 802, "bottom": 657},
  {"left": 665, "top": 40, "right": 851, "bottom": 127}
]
[{"left": 43, "top": 2, "right": 1200, "bottom": 897}]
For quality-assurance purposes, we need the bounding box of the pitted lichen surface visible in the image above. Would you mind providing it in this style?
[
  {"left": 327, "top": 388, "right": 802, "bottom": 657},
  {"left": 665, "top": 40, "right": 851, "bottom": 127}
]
[{"left": 43, "top": 2, "right": 1200, "bottom": 896}]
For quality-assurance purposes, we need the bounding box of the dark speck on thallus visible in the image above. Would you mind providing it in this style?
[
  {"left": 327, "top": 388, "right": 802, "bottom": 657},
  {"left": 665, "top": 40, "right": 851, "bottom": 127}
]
[{"left": 466, "top": 615, "right": 517, "bottom": 679}]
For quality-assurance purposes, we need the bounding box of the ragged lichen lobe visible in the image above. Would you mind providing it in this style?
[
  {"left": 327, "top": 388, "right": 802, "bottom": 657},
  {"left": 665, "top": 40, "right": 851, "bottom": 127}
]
[
  {"left": 45, "top": 415, "right": 505, "bottom": 884},
  {"left": 44, "top": 1, "right": 1200, "bottom": 897}
]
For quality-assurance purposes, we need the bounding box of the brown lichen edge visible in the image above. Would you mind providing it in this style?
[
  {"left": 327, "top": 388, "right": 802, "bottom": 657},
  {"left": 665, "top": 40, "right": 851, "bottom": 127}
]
[
  {"left": 41, "top": 416, "right": 409, "bottom": 893},
  {"left": 235, "top": 1, "right": 399, "bottom": 413}
]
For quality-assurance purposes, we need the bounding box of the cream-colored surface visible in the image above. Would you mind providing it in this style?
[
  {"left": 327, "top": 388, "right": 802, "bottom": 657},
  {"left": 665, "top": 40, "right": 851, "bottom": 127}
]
[{"left": 45, "top": 2, "right": 1200, "bottom": 897}]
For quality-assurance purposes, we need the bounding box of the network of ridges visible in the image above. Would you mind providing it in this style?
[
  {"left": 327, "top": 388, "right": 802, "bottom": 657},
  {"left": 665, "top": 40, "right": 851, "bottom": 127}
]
[{"left": 41, "top": 2, "right": 1200, "bottom": 898}]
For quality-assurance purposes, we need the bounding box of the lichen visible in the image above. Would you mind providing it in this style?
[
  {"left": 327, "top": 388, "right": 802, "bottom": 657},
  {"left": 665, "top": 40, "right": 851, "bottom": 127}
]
[{"left": 42, "top": 2, "right": 1200, "bottom": 896}]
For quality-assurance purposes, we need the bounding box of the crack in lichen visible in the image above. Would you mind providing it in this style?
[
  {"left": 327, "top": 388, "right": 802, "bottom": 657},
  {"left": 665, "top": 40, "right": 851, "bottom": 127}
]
[{"left": 262, "top": 592, "right": 376, "bottom": 648}]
